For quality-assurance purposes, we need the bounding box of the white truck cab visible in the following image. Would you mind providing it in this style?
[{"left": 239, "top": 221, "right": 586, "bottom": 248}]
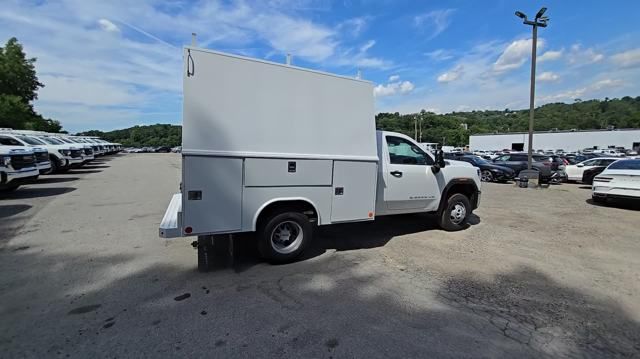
[
  {"left": 159, "top": 47, "right": 481, "bottom": 269},
  {"left": 0, "top": 133, "right": 51, "bottom": 174},
  {"left": 0, "top": 146, "right": 39, "bottom": 192}
]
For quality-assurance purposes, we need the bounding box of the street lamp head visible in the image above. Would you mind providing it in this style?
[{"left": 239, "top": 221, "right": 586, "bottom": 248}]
[
  {"left": 515, "top": 10, "right": 527, "bottom": 19},
  {"left": 535, "top": 7, "right": 547, "bottom": 19}
]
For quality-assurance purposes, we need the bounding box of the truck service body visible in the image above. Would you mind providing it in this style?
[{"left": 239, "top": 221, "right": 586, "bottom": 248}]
[{"left": 160, "top": 47, "right": 481, "bottom": 268}]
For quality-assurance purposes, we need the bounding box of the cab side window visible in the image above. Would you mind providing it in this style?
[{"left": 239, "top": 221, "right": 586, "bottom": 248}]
[
  {"left": 495, "top": 155, "right": 510, "bottom": 161},
  {"left": 386, "top": 136, "right": 434, "bottom": 165}
]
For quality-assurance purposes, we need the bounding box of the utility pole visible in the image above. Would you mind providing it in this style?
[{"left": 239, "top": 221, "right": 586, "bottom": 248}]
[
  {"left": 414, "top": 116, "right": 418, "bottom": 141},
  {"left": 515, "top": 7, "right": 549, "bottom": 170}
]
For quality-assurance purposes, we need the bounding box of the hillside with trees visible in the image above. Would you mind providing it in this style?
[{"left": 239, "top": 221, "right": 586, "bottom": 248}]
[
  {"left": 0, "top": 37, "right": 62, "bottom": 132},
  {"left": 78, "top": 124, "right": 182, "bottom": 147},
  {"left": 376, "top": 96, "right": 640, "bottom": 146}
]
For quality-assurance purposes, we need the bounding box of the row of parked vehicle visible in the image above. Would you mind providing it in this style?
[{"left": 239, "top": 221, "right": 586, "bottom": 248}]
[
  {"left": 0, "top": 129, "right": 121, "bottom": 193},
  {"left": 445, "top": 150, "right": 640, "bottom": 186},
  {"left": 122, "top": 146, "right": 181, "bottom": 153}
]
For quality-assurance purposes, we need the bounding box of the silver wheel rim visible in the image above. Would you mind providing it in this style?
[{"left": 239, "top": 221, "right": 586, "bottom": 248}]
[
  {"left": 270, "top": 221, "right": 304, "bottom": 254},
  {"left": 449, "top": 203, "right": 467, "bottom": 224},
  {"left": 481, "top": 170, "right": 493, "bottom": 182}
]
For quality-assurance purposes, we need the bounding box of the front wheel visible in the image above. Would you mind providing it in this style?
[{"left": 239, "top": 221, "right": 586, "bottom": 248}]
[
  {"left": 257, "top": 212, "right": 312, "bottom": 263},
  {"left": 480, "top": 170, "right": 494, "bottom": 182},
  {"left": 438, "top": 193, "right": 471, "bottom": 231},
  {"left": 0, "top": 184, "right": 20, "bottom": 193}
]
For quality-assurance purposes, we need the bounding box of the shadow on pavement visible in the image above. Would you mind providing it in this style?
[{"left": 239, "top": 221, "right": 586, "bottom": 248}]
[
  {"left": 586, "top": 198, "right": 640, "bottom": 211},
  {"left": 69, "top": 170, "right": 103, "bottom": 175},
  {"left": 0, "top": 187, "right": 76, "bottom": 199},
  {"left": 0, "top": 204, "right": 32, "bottom": 219},
  {"left": 31, "top": 177, "right": 80, "bottom": 184},
  {"left": 1, "top": 245, "right": 637, "bottom": 358}
]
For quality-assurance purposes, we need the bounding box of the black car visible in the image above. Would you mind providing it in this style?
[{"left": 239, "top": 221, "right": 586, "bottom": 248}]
[
  {"left": 492, "top": 153, "right": 552, "bottom": 183},
  {"left": 456, "top": 155, "right": 515, "bottom": 182},
  {"left": 155, "top": 146, "right": 172, "bottom": 153},
  {"left": 582, "top": 166, "right": 607, "bottom": 185}
]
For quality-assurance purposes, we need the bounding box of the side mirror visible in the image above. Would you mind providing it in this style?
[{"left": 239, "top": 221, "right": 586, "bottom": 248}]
[
  {"left": 432, "top": 150, "right": 446, "bottom": 173},
  {"left": 576, "top": 163, "right": 584, "bottom": 167}
]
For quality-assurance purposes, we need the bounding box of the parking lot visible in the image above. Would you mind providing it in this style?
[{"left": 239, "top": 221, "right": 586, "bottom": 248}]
[{"left": 1, "top": 153, "right": 639, "bottom": 358}]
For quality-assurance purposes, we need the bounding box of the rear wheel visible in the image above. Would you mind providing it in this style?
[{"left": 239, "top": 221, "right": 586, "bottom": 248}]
[
  {"left": 258, "top": 212, "right": 312, "bottom": 263},
  {"left": 480, "top": 170, "right": 494, "bottom": 182},
  {"left": 438, "top": 193, "right": 471, "bottom": 231}
]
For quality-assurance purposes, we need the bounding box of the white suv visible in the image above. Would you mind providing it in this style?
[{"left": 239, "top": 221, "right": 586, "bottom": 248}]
[
  {"left": 0, "top": 146, "right": 39, "bottom": 192},
  {"left": 0, "top": 134, "right": 52, "bottom": 174}
]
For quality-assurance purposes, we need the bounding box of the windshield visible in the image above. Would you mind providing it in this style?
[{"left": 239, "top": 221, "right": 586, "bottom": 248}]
[
  {"left": 608, "top": 160, "right": 640, "bottom": 170},
  {"left": 16, "top": 135, "right": 44, "bottom": 145},
  {"left": 56, "top": 137, "right": 74, "bottom": 144},
  {"left": 39, "top": 136, "right": 64, "bottom": 145},
  {"left": 471, "top": 156, "right": 489, "bottom": 165}
]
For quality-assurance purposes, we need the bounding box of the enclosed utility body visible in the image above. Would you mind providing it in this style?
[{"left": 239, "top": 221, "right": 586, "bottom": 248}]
[{"left": 161, "top": 47, "right": 481, "bottom": 267}]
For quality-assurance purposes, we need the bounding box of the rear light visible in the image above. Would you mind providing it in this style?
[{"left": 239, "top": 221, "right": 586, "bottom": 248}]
[{"left": 593, "top": 177, "right": 612, "bottom": 183}]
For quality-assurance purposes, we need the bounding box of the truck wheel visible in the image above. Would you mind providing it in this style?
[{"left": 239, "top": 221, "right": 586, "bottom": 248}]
[
  {"left": 197, "top": 236, "right": 214, "bottom": 272},
  {"left": 480, "top": 170, "right": 494, "bottom": 182},
  {"left": 439, "top": 193, "right": 471, "bottom": 231},
  {"left": 258, "top": 212, "right": 312, "bottom": 263},
  {"left": 49, "top": 156, "right": 59, "bottom": 174}
]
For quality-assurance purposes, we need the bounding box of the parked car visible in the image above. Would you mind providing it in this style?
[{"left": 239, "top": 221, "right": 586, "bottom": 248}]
[
  {"left": 155, "top": 146, "right": 172, "bottom": 153},
  {"left": 0, "top": 134, "right": 51, "bottom": 174},
  {"left": 565, "top": 157, "right": 619, "bottom": 182},
  {"left": 592, "top": 159, "right": 640, "bottom": 203},
  {"left": 492, "top": 153, "right": 552, "bottom": 183},
  {"left": 582, "top": 166, "right": 608, "bottom": 185},
  {"left": 455, "top": 155, "right": 515, "bottom": 182},
  {"left": 0, "top": 146, "right": 39, "bottom": 192}
]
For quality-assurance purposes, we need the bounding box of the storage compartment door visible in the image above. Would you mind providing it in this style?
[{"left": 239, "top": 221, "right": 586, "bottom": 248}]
[
  {"left": 182, "top": 156, "right": 243, "bottom": 234},
  {"left": 331, "top": 161, "right": 377, "bottom": 222}
]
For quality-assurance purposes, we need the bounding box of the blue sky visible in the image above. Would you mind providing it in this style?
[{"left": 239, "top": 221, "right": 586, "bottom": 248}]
[{"left": 1, "top": 0, "right": 639, "bottom": 133}]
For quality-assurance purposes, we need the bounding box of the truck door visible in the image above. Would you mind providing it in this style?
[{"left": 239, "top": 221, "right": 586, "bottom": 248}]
[{"left": 383, "top": 135, "right": 440, "bottom": 211}]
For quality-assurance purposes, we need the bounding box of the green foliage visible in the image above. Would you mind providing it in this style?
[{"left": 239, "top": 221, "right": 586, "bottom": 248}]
[
  {"left": 77, "top": 124, "right": 182, "bottom": 147},
  {"left": 376, "top": 97, "right": 640, "bottom": 146},
  {"left": 0, "top": 37, "right": 62, "bottom": 131}
]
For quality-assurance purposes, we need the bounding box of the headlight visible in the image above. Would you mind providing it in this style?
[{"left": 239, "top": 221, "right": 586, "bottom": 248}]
[
  {"left": 58, "top": 149, "right": 71, "bottom": 156},
  {"left": 0, "top": 155, "right": 10, "bottom": 167}
]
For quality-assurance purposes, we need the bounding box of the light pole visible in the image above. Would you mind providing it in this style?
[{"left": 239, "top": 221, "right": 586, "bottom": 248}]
[{"left": 515, "top": 7, "right": 548, "bottom": 170}]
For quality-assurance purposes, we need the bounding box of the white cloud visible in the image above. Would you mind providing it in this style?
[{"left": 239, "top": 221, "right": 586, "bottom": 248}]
[
  {"left": 538, "top": 49, "right": 562, "bottom": 62},
  {"left": 537, "top": 71, "right": 559, "bottom": 82},
  {"left": 425, "top": 49, "right": 454, "bottom": 61},
  {"left": 567, "top": 44, "right": 604, "bottom": 65},
  {"left": 0, "top": 0, "right": 392, "bottom": 132},
  {"left": 611, "top": 48, "right": 640, "bottom": 68},
  {"left": 540, "top": 78, "right": 624, "bottom": 102},
  {"left": 97, "top": 18, "right": 119, "bottom": 33},
  {"left": 437, "top": 64, "right": 464, "bottom": 83},
  {"left": 374, "top": 76, "right": 415, "bottom": 97},
  {"left": 493, "top": 39, "right": 544, "bottom": 73},
  {"left": 414, "top": 9, "right": 455, "bottom": 39}
]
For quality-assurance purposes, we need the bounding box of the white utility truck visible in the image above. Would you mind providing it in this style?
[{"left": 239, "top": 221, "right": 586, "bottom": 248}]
[{"left": 160, "top": 47, "right": 481, "bottom": 270}]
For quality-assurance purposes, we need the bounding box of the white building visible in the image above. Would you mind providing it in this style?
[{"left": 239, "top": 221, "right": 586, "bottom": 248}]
[{"left": 469, "top": 128, "right": 640, "bottom": 152}]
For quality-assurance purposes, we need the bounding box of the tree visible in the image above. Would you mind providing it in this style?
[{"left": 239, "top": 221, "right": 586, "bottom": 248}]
[
  {"left": 0, "top": 37, "right": 60, "bottom": 131},
  {"left": 0, "top": 37, "right": 44, "bottom": 103}
]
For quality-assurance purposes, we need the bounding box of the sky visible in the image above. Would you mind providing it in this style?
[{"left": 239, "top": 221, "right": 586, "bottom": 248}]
[{"left": 1, "top": 0, "right": 640, "bottom": 133}]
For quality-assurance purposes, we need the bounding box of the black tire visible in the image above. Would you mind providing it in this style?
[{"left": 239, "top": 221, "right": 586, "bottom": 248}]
[
  {"left": 480, "top": 170, "right": 494, "bottom": 182},
  {"left": 438, "top": 193, "right": 471, "bottom": 231},
  {"left": 592, "top": 195, "right": 606, "bottom": 204},
  {"left": 49, "top": 156, "right": 59, "bottom": 174},
  {"left": 257, "top": 212, "right": 312, "bottom": 263}
]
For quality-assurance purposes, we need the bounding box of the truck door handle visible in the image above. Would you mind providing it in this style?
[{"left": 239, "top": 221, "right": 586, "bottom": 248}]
[{"left": 390, "top": 170, "right": 403, "bottom": 178}]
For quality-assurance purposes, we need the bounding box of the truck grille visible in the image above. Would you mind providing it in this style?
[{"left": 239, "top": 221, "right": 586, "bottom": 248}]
[
  {"left": 35, "top": 151, "right": 49, "bottom": 163},
  {"left": 70, "top": 149, "right": 83, "bottom": 158},
  {"left": 84, "top": 148, "right": 93, "bottom": 156},
  {"left": 10, "top": 154, "right": 37, "bottom": 170}
]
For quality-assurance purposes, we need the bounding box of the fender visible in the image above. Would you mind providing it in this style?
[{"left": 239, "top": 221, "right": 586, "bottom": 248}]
[
  {"left": 436, "top": 178, "right": 480, "bottom": 213},
  {"left": 252, "top": 196, "right": 322, "bottom": 231}
]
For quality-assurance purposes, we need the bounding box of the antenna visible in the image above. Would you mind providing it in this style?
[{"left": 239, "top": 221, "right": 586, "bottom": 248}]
[{"left": 191, "top": 32, "right": 197, "bottom": 46}]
